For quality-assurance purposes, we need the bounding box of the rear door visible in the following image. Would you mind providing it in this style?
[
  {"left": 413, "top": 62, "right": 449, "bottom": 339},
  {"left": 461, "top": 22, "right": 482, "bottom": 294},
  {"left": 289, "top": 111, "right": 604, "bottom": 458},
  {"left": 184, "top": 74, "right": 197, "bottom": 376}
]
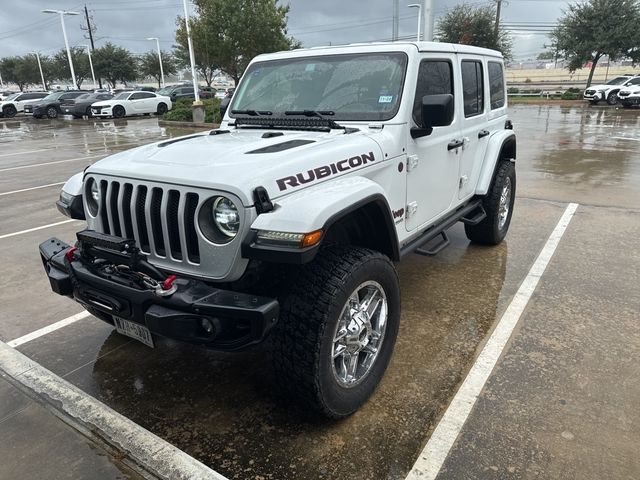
[
  {"left": 139, "top": 92, "right": 157, "bottom": 112},
  {"left": 457, "top": 58, "right": 507, "bottom": 199}
]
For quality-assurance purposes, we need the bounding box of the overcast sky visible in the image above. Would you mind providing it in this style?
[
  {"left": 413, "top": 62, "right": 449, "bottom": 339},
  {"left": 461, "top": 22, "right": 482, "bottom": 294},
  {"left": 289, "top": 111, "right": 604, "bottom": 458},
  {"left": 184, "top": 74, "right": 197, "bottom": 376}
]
[{"left": 0, "top": 0, "right": 566, "bottom": 62}]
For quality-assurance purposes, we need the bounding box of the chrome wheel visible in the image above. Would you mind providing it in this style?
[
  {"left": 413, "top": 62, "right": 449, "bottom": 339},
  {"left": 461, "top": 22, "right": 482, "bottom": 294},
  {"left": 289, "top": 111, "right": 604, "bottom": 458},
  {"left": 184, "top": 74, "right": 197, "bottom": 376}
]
[
  {"left": 498, "top": 176, "right": 512, "bottom": 230},
  {"left": 331, "top": 281, "right": 388, "bottom": 388}
]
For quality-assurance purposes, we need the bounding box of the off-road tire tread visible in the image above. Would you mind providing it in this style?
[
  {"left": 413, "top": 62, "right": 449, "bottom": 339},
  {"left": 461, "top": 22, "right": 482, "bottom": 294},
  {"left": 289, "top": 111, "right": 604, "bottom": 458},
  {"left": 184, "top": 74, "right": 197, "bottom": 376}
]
[
  {"left": 465, "top": 160, "right": 515, "bottom": 245},
  {"left": 271, "top": 245, "right": 398, "bottom": 419}
]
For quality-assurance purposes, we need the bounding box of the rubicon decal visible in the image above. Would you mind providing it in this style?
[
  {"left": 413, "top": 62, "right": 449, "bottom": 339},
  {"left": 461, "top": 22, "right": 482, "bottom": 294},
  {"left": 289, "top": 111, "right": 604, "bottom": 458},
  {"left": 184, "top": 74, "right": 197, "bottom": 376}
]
[{"left": 276, "top": 152, "right": 376, "bottom": 191}]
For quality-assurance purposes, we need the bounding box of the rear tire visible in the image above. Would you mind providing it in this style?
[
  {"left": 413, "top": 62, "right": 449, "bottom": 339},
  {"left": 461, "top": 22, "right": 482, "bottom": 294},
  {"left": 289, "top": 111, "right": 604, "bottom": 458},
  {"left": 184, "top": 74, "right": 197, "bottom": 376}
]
[
  {"left": 46, "top": 106, "right": 58, "bottom": 119},
  {"left": 112, "top": 105, "right": 125, "bottom": 118},
  {"left": 85, "top": 107, "right": 92, "bottom": 118},
  {"left": 272, "top": 245, "right": 400, "bottom": 419},
  {"left": 465, "top": 160, "right": 516, "bottom": 245},
  {"left": 156, "top": 102, "right": 168, "bottom": 115}
]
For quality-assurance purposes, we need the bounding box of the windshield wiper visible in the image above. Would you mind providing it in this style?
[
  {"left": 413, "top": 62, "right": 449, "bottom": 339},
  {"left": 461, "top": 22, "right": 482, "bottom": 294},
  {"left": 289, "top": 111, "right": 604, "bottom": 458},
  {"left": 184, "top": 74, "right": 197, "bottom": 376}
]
[
  {"left": 284, "top": 110, "right": 345, "bottom": 130},
  {"left": 231, "top": 109, "right": 272, "bottom": 116}
]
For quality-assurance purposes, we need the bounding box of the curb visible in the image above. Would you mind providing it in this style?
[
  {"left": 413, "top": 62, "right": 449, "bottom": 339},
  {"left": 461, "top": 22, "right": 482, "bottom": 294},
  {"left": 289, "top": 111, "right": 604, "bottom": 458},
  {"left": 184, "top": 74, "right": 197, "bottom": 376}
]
[{"left": 0, "top": 340, "right": 228, "bottom": 480}]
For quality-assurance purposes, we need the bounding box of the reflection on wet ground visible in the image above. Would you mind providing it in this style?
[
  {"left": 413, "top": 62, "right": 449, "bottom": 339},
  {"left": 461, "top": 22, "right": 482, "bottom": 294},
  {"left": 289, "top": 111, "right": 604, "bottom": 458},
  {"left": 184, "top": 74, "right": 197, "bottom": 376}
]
[
  {"left": 0, "top": 117, "right": 205, "bottom": 155},
  {"left": 511, "top": 105, "right": 640, "bottom": 208},
  {"left": 17, "top": 199, "right": 565, "bottom": 479}
]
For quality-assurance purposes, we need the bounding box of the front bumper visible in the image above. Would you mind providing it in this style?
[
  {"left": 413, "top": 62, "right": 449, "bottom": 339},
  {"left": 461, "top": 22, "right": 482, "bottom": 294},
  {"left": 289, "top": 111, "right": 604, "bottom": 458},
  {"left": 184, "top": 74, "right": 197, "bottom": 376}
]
[
  {"left": 91, "top": 107, "right": 111, "bottom": 117},
  {"left": 39, "top": 232, "right": 280, "bottom": 350}
]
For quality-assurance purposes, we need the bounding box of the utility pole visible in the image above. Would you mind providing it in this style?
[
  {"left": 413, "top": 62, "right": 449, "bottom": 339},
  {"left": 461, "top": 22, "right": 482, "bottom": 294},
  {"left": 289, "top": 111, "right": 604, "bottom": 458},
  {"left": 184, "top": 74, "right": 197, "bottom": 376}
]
[
  {"left": 34, "top": 52, "right": 47, "bottom": 91},
  {"left": 423, "top": 0, "right": 434, "bottom": 41},
  {"left": 494, "top": 0, "right": 502, "bottom": 42},
  {"left": 83, "top": 4, "right": 102, "bottom": 88},
  {"left": 392, "top": 0, "right": 399, "bottom": 41}
]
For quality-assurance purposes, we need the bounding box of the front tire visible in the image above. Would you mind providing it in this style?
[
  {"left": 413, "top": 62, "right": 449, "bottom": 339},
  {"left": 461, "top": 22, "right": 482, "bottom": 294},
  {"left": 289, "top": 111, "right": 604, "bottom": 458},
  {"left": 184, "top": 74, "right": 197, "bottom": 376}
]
[
  {"left": 272, "top": 245, "right": 400, "bottom": 419},
  {"left": 46, "top": 106, "right": 58, "bottom": 119},
  {"left": 465, "top": 160, "right": 516, "bottom": 245},
  {"left": 3, "top": 105, "right": 17, "bottom": 118},
  {"left": 607, "top": 91, "right": 619, "bottom": 105},
  {"left": 112, "top": 105, "right": 125, "bottom": 118}
]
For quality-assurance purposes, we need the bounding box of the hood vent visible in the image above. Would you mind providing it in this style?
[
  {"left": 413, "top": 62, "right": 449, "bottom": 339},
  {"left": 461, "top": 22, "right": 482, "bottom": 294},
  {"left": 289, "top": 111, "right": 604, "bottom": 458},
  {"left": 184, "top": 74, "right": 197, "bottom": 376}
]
[{"left": 246, "top": 139, "right": 315, "bottom": 154}]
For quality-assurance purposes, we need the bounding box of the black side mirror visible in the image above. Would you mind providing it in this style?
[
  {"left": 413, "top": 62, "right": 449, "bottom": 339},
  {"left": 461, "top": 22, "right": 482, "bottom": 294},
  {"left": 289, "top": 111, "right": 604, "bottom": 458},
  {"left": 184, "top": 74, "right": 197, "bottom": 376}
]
[
  {"left": 220, "top": 97, "right": 230, "bottom": 118},
  {"left": 411, "top": 94, "right": 454, "bottom": 139}
]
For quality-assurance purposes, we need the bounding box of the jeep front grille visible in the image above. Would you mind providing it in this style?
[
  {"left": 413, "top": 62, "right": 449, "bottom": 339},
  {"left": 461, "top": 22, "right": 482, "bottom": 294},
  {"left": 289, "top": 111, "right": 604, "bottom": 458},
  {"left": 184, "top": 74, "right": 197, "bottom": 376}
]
[{"left": 97, "top": 180, "right": 200, "bottom": 264}]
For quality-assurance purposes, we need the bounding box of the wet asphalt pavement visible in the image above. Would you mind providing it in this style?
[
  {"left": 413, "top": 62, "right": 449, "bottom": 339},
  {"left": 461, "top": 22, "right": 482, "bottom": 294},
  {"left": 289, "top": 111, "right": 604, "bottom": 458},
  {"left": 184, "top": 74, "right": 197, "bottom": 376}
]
[{"left": 1, "top": 107, "right": 639, "bottom": 480}]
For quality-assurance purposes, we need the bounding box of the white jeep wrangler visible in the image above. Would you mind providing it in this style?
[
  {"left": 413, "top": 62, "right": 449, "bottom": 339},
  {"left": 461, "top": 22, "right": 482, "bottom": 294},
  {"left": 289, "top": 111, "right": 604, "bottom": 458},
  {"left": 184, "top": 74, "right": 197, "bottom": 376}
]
[{"left": 40, "top": 42, "right": 516, "bottom": 418}]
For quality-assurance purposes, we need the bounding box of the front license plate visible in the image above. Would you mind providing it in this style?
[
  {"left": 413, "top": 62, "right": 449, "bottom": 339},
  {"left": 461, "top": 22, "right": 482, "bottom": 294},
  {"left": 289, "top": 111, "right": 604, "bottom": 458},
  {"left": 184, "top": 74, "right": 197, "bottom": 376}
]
[{"left": 113, "top": 316, "right": 154, "bottom": 348}]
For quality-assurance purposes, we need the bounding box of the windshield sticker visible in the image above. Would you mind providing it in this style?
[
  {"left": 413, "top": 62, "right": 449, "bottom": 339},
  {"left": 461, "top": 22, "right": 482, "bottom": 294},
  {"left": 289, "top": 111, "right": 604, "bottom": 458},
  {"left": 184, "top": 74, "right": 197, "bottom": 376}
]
[
  {"left": 378, "top": 95, "right": 393, "bottom": 103},
  {"left": 305, "top": 63, "right": 316, "bottom": 71}
]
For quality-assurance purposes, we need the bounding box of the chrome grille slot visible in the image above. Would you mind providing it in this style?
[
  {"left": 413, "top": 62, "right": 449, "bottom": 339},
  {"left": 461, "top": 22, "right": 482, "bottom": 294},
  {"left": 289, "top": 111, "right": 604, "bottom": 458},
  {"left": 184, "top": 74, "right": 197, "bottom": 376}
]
[
  {"left": 150, "top": 187, "right": 165, "bottom": 257},
  {"left": 184, "top": 193, "right": 200, "bottom": 263},
  {"left": 135, "top": 186, "right": 150, "bottom": 253},
  {"left": 166, "top": 190, "right": 182, "bottom": 260}
]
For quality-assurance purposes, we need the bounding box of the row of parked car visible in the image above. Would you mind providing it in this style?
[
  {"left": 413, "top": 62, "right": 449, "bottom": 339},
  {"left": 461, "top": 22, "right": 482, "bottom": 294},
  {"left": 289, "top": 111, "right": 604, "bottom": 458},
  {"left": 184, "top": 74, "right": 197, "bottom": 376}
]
[
  {"left": 0, "top": 83, "right": 235, "bottom": 119},
  {"left": 583, "top": 74, "right": 640, "bottom": 107}
]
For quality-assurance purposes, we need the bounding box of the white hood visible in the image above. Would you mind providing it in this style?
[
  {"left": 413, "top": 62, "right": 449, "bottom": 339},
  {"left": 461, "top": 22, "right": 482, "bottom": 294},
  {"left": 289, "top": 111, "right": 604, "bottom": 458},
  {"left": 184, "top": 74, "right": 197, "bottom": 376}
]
[{"left": 86, "top": 128, "right": 386, "bottom": 206}]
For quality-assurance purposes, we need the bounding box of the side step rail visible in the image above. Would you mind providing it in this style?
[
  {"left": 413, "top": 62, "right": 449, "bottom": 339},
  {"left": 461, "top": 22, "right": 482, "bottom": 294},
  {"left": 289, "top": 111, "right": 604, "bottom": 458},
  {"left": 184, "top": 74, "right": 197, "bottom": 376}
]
[
  {"left": 415, "top": 231, "right": 450, "bottom": 256},
  {"left": 399, "top": 199, "right": 483, "bottom": 258}
]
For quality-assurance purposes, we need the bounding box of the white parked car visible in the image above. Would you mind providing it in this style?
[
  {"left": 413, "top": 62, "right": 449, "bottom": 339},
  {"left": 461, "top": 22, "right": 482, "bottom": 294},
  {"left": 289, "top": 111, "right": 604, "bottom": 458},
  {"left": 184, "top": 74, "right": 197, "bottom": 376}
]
[
  {"left": 583, "top": 74, "right": 640, "bottom": 105},
  {"left": 90, "top": 91, "right": 172, "bottom": 118},
  {"left": 42, "top": 41, "right": 515, "bottom": 419},
  {"left": 617, "top": 85, "right": 640, "bottom": 107},
  {"left": 0, "top": 91, "right": 48, "bottom": 117}
]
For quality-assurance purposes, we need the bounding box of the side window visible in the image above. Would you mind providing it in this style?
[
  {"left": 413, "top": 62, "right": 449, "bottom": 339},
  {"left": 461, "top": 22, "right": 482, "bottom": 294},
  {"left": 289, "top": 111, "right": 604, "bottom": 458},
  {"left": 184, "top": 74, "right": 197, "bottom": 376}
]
[
  {"left": 629, "top": 77, "right": 640, "bottom": 86},
  {"left": 461, "top": 60, "right": 484, "bottom": 117},
  {"left": 488, "top": 62, "right": 505, "bottom": 109},
  {"left": 130, "top": 93, "right": 144, "bottom": 100},
  {"left": 15, "top": 94, "right": 26, "bottom": 101},
  {"left": 413, "top": 60, "right": 453, "bottom": 127},
  {"left": 140, "top": 92, "right": 155, "bottom": 99}
]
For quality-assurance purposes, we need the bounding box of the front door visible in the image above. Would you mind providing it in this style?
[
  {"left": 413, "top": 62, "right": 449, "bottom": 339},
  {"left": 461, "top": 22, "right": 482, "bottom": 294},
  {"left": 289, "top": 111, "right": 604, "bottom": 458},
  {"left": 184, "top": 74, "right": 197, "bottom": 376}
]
[{"left": 406, "top": 55, "right": 462, "bottom": 232}]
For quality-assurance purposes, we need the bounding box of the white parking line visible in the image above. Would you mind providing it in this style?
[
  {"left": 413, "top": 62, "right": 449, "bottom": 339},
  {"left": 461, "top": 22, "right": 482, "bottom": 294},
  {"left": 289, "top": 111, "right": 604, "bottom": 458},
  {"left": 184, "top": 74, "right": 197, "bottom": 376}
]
[
  {"left": 0, "top": 341, "right": 228, "bottom": 480},
  {"left": 7, "top": 312, "right": 91, "bottom": 348},
  {"left": 0, "top": 149, "right": 48, "bottom": 158},
  {"left": 0, "top": 154, "right": 102, "bottom": 173},
  {"left": 406, "top": 202, "right": 579, "bottom": 480},
  {"left": 0, "top": 182, "right": 65, "bottom": 197},
  {"left": 0, "top": 219, "right": 78, "bottom": 240}
]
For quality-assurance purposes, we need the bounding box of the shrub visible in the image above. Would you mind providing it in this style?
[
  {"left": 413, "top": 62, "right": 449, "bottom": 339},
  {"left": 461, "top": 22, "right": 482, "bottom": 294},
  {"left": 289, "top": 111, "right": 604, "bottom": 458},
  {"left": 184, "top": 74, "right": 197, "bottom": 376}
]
[
  {"left": 561, "top": 91, "right": 581, "bottom": 100},
  {"left": 525, "top": 78, "right": 532, "bottom": 83},
  {"left": 162, "top": 97, "right": 221, "bottom": 124},
  {"left": 507, "top": 87, "right": 519, "bottom": 94}
]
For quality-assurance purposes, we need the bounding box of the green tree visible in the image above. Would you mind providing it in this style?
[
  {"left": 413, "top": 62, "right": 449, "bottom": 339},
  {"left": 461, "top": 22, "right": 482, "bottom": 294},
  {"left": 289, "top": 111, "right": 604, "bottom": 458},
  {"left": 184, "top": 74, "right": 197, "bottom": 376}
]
[
  {"left": 139, "top": 51, "right": 177, "bottom": 88},
  {"left": 92, "top": 42, "right": 137, "bottom": 88},
  {"left": 537, "top": 50, "right": 555, "bottom": 60},
  {"left": 0, "top": 55, "right": 43, "bottom": 91},
  {"left": 551, "top": 0, "right": 640, "bottom": 87},
  {"left": 174, "top": 0, "right": 299, "bottom": 85},
  {"left": 436, "top": 4, "right": 513, "bottom": 60},
  {"left": 51, "top": 48, "right": 91, "bottom": 88}
]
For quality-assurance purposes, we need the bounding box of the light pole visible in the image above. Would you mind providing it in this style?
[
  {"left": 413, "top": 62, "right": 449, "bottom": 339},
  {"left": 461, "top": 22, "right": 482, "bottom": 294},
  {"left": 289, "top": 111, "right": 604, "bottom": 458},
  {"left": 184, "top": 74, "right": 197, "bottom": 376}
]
[
  {"left": 42, "top": 9, "right": 80, "bottom": 90},
  {"left": 182, "top": 0, "right": 200, "bottom": 102},
  {"left": 408, "top": 4, "right": 422, "bottom": 42},
  {"left": 146, "top": 37, "right": 165, "bottom": 88},
  {"left": 423, "top": 0, "right": 434, "bottom": 41},
  {"left": 80, "top": 44, "right": 97, "bottom": 90},
  {"left": 34, "top": 52, "right": 47, "bottom": 91},
  {"left": 0, "top": 72, "right": 4, "bottom": 88}
]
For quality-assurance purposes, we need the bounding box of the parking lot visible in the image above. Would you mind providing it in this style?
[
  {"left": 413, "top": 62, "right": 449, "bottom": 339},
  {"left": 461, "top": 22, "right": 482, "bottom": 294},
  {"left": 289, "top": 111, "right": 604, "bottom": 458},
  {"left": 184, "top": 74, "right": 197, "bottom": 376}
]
[{"left": 1, "top": 106, "right": 639, "bottom": 479}]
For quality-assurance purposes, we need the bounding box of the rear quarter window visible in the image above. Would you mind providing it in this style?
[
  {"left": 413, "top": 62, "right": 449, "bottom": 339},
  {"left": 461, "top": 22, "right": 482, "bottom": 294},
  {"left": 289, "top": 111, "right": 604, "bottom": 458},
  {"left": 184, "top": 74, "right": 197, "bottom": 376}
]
[{"left": 488, "top": 62, "right": 505, "bottom": 109}]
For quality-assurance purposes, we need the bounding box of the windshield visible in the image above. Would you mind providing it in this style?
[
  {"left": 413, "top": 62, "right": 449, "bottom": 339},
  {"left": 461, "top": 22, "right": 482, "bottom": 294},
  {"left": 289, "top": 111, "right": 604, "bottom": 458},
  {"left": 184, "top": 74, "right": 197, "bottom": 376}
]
[
  {"left": 113, "top": 92, "right": 130, "bottom": 100},
  {"left": 42, "top": 92, "right": 63, "bottom": 101},
  {"left": 4, "top": 93, "right": 21, "bottom": 101},
  {"left": 230, "top": 52, "right": 408, "bottom": 121},
  {"left": 607, "top": 76, "right": 630, "bottom": 85},
  {"left": 157, "top": 87, "right": 172, "bottom": 95}
]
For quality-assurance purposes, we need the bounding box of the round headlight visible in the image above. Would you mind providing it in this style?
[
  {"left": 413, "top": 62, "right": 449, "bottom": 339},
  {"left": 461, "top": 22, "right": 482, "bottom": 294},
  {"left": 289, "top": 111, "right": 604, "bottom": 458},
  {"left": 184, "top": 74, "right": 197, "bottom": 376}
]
[
  {"left": 212, "top": 197, "right": 239, "bottom": 238},
  {"left": 86, "top": 178, "right": 99, "bottom": 217},
  {"left": 198, "top": 196, "right": 240, "bottom": 244}
]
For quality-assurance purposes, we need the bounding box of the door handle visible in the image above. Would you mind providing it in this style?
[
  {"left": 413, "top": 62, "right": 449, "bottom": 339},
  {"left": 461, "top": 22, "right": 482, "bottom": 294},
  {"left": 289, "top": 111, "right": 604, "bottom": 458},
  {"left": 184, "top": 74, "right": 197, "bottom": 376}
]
[
  {"left": 478, "top": 129, "right": 490, "bottom": 139},
  {"left": 448, "top": 139, "right": 464, "bottom": 150}
]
